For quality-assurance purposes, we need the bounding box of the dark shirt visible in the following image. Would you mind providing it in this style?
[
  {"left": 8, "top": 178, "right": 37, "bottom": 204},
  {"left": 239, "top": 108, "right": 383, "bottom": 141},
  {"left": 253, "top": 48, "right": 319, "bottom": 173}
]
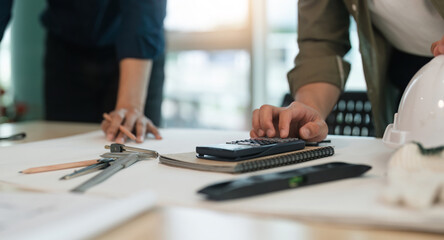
[
  {"left": 0, "top": 0, "right": 166, "bottom": 60},
  {"left": 0, "top": 0, "right": 12, "bottom": 41}
]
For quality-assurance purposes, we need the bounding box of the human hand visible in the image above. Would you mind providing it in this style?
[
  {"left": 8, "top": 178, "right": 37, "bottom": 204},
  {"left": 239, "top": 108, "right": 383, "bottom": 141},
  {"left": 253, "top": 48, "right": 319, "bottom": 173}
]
[
  {"left": 250, "top": 101, "right": 328, "bottom": 142},
  {"left": 431, "top": 35, "right": 444, "bottom": 56},
  {"left": 101, "top": 108, "right": 161, "bottom": 144}
]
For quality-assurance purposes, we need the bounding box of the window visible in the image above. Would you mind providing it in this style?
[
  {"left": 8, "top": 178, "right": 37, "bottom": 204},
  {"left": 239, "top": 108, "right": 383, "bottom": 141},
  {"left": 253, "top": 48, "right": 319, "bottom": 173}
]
[
  {"left": 165, "top": 0, "right": 248, "bottom": 32},
  {"left": 0, "top": 27, "right": 13, "bottom": 122},
  {"left": 265, "top": 0, "right": 299, "bottom": 106},
  {"left": 163, "top": 0, "right": 366, "bottom": 131},
  {"left": 0, "top": 27, "right": 11, "bottom": 90},
  {"left": 163, "top": 0, "right": 251, "bottom": 130},
  {"left": 163, "top": 50, "right": 250, "bottom": 130}
]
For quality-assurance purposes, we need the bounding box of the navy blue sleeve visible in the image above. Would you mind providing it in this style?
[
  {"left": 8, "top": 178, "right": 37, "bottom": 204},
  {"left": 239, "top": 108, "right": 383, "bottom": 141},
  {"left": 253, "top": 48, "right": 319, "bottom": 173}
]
[
  {"left": 116, "top": 0, "right": 166, "bottom": 61},
  {"left": 0, "top": 0, "right": 13, "bottom": 42}
]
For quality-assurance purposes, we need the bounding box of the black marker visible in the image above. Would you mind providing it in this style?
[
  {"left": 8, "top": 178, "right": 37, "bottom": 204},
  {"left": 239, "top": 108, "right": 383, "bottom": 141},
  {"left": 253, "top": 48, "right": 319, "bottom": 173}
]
[
  {"left": 198, "top": 162, "right": 371, "bottom": 201},
  {"left": 0, "top": 132, "right": 26, "bottom": 141}
]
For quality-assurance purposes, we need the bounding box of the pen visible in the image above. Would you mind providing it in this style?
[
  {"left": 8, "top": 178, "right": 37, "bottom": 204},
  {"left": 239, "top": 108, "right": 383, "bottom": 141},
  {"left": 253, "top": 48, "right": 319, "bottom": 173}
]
[
  {"left": 305, "top": 139, "right": 332, "bottom": 146},
  {"left": 0, "top": 132, "right": 26, "bottom": 141},
  {"left": 103, "top": 113, "right": 137, "bottom": 141},
  {"left": 19, "top": 159, "right": 101, "bottom": 174}
]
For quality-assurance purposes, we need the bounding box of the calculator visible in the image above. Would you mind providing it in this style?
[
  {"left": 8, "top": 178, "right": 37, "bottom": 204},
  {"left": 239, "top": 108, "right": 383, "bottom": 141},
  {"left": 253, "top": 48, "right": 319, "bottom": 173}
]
[{"left": 196, "top": 138, "right": 305, "bottom": 161}]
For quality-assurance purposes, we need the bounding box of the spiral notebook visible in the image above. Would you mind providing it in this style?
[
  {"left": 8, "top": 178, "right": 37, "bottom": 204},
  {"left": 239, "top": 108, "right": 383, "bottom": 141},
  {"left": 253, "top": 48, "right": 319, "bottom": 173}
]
[{"left": 159, "top": 146, "right": 334, "bottom": 173}]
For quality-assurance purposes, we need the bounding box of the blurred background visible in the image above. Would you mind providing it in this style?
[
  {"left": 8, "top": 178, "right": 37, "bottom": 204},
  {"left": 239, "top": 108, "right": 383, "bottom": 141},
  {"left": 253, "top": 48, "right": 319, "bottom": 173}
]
[{"left": 0, "top": 0, "right": 365, "bottom": 131}]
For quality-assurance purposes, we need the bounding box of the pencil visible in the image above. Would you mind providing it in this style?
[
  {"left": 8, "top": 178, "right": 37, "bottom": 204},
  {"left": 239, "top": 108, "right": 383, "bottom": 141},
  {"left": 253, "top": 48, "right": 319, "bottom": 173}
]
[
  {"left": 19, "top": 159, "right": 100, "bottom": 174},
  {"left": 102, "top": 113, "right": 137, "bottom": 141}
]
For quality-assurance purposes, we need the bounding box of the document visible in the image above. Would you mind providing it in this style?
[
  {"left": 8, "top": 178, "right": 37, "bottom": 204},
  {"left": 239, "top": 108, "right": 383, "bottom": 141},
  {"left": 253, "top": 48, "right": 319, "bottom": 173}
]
[
  {"left": 160, "top": 146, "right": 334, "bottom": 173},
  {"left": 0, "top": 190, "right": 155, "bottom": 240},
  {"left": 1, "top": 129, "right": 444, "bottom": 233}
]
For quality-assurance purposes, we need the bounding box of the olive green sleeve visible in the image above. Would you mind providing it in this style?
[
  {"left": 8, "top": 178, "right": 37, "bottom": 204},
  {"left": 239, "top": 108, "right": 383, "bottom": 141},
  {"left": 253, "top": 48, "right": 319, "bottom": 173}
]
[{"left": 287, "top": 0, "right": 352, "bottom": 96}]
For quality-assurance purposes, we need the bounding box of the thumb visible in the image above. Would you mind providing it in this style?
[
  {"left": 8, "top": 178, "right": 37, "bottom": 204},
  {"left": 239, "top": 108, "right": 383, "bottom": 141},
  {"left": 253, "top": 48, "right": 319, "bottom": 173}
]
[
  {"left": 299, "top": 126, "right": 311, "bottom": 139},
  {"left": 299, "top": 121, "right": 327, "bottom": 142},
  {"left": 439, "top": 45, "right": 444, "bottom": 55}
]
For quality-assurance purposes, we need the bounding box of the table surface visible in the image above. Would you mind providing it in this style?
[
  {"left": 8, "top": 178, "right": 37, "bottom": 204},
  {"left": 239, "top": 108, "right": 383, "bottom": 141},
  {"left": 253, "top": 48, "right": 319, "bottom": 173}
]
[{"left": 1, "top": 121, "right": 443, "bottom": 240}]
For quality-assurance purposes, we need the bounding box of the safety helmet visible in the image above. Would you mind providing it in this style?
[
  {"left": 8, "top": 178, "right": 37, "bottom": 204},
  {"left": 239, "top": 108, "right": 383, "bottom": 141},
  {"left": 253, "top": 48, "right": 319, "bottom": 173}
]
[{"left": 383, "top": 55, "right": 444, "bottom": 148}]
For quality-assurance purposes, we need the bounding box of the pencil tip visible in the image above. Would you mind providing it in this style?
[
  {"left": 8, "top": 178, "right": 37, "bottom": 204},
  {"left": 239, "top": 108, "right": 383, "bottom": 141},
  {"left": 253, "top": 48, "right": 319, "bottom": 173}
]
[{"left": 18, "top": 171, "right": 22, "bottom": 173}]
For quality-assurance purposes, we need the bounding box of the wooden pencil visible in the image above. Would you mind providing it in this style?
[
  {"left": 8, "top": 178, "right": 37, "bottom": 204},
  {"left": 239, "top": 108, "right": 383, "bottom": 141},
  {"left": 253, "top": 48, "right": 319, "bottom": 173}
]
[
  {"left": 102, "top": 113, "right": 137, "bottom": 140},
  {"left": 19, "top": 159, "right": 100, "bottom": 174}
]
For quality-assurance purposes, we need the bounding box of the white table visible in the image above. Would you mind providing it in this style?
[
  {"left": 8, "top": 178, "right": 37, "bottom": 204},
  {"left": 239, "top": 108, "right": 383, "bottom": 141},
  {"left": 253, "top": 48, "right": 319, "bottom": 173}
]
[{"left": 1, "top": 121, "right": 443, "bottom": 240}]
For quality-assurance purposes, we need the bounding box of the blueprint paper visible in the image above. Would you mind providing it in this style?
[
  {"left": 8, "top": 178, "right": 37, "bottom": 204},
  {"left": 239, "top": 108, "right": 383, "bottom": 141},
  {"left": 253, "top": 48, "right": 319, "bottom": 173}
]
[{"left": 1, "top": 129, "right": 443, "bottom": 233}]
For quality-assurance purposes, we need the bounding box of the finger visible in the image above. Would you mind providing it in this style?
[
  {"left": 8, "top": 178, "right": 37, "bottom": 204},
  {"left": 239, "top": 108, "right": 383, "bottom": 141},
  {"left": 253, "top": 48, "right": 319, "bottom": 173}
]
[
  {"left": 135, "top": 118, "right": 147, "bottom": 143},
  {"left": 116, "top": 112, "right": 138, "bottom": 143},
  {"left": 101, "top": 119, "right": 110, "bottom": 133},
  {"left": 258, "top": 105, "right": 280, "bottom": 137},
  {"left": 106, "top": 111, "right": 125, "bottom": 141},
  {"left": 278, "top": 108, "right": 296, "bottom": 138},
  {"left": 250, "top": 129, "right": 259, "bottom": 138},
  {"left": 251, "top": 109, "right": 264, "bottom": 137},
  {"left": 299, "top": 120, "right": 328, "bottom": 142},
  {"left": 279, "top": 102, "right": 311, "bottom": 138},
  {"left": 146, "top": 119, "right": 162, "bottom": 140},
  {"left": 119, "top": 126, "right": 137, "bottom": 142},
  {"left": 436, "top": 36, "right": 444, "bottom": 55},
  {"left": 431, "top": 41, "right": 439, "bottom": 56},
  {"left": 439, "top": 44, "right": 444, "bottom": 55},
  {"left": 115, "top": 126, "right": 128, "bottom": 144},
  {"left": 115, "top": 133, "right": 126, "bottom": 144},
  {"left": 433, "top": 43, "right": 441, "bottom": 56}
]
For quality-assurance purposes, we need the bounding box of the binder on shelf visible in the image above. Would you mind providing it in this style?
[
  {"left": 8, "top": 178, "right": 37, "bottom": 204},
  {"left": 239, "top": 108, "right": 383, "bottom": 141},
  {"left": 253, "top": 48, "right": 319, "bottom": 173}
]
[{"left": 159, "top": 146, "right": 334, "bottom": 173}]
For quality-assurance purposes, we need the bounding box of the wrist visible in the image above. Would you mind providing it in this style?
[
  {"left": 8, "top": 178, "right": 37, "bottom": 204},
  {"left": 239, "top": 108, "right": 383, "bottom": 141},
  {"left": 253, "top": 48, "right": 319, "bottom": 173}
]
[
  {"left": 115, "top": 100, "right": 144, "bottom": 112},
  {"left": 294, "top": 83, "right": 341, "bottom": 119},
  {"left": 294, "top": 93, "right": 327, "bottom": 119}
]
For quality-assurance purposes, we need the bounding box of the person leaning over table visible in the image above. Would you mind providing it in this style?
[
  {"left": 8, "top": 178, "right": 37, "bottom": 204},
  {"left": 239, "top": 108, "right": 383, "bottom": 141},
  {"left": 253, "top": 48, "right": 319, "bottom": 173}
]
[
  {"left": 0, "top": 0, "right": 166, "bottom": 144},
  {"left": 251, "top": 0, "right": 444, "bottom": 142}
]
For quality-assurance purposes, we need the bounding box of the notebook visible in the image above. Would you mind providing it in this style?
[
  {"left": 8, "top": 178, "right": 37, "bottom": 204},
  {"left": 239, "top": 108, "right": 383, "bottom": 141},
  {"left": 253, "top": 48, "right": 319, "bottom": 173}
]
[{"left": 159, "top": 146, "right": 334, "bottom": 173}]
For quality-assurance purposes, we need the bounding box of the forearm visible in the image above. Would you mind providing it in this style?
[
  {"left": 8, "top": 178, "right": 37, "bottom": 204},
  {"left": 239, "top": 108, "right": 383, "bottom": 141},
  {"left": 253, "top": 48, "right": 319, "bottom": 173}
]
[
  {"left": 294, "top": 82, "right": 341, "bottom": 119},
  {"left": 116, "top": 58, "right": 153, "bottom": 111}
]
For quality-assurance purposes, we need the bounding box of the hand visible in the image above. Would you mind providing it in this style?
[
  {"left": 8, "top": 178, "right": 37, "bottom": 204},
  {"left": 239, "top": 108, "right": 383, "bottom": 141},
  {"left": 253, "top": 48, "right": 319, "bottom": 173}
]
[
  {"left": 431, "top": 35, "right": 444, "bottom": 56},
  {"left": 250, "top": 101, "right": 328, "bottom": 142},
  {"left": 101, "top": 108, "right": 161, "bottom": 144}
]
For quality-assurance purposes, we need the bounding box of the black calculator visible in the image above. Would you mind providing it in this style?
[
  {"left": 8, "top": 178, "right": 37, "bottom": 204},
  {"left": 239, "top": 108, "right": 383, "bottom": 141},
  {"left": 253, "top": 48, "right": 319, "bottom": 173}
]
[{"left": 196, "top": 138, "right": 305, "bottom": 161}]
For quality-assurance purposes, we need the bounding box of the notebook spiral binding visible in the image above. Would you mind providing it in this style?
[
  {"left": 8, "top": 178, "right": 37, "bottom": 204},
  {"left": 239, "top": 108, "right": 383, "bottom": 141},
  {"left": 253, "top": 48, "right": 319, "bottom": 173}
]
[{"left": 236, "top": 146, "right": 335, "bottom": 173}]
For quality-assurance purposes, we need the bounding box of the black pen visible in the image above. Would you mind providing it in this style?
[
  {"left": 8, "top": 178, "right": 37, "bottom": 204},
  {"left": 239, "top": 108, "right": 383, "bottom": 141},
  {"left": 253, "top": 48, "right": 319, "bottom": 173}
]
[
  {"left": 198, "top": 162, "right": 371, "bottom": 201},
  {"left": 0, "top": 132, "right": 26, "bottom": 141}
]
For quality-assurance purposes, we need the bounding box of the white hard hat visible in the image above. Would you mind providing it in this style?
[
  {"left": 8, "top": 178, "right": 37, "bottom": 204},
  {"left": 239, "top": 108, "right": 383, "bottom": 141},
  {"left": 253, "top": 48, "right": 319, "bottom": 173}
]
[{"left": 383, "top": 55, "right": 444, "bottom": 148}]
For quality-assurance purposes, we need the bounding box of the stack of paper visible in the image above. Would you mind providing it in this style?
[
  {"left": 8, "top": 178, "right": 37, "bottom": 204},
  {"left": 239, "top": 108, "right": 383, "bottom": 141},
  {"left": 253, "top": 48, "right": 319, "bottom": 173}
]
[{"left": 0, "top": 190, "right": 155, "bottom": 239}]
